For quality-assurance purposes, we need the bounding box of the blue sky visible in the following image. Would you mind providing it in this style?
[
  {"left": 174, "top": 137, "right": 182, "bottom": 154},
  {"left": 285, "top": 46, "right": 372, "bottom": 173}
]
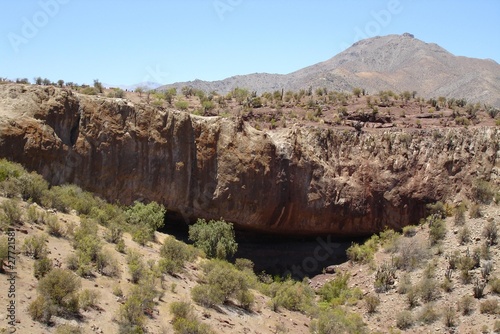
[{"left": 1, "top": 0, "right": 499, "bottom": 86}]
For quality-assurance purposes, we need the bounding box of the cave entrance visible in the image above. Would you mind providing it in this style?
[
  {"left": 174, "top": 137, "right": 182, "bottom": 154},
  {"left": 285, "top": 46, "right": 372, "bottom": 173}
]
[{"left": 161, "top": 212, "right": 353, "bottom": 279}]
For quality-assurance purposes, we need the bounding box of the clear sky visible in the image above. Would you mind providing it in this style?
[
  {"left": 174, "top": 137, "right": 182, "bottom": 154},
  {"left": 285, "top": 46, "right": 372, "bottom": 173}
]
[{"left": 1, "top": 0, "right": 499, "bottom": 86}]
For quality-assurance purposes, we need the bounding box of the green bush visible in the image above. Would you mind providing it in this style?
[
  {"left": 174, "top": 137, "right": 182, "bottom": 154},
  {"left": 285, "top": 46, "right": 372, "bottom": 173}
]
[
  {"left": 18, "top": 171, "right": 49, "bottom": 204},
  {"left": 364, "top": 293, "right": 380, "bottom": 314},
  {"left": 189, "top": 218, "right": 237, "bottom": 259},
  {"left": 346, "top": 235, "right": 379, "bottom": 264},
  {"left": 427, "top": 215, "right": 446, "bottom": 245},
  {"left": 195, "top": 259, "right": 254, "bottom": 309},
  {"left": 318, "top": 272, "right": 361, "bottom": 306},
  {"left": 126, "top": 201, "right": 165, "bottom": 244},
  {"left": 34, "top": 256, "right": 53, "bottom": 279},
  {"left": 271, "top": 278, "right": 315, "bottom": 312},
  {"left": 78, "top": 289, "right": 100, "bottom": 311},
  {"left": 402, "top": 225, "right": 417, "bottom": 237},
  {"left": 28, "top": 295, "right": 55, "bottom": 324},
  {"left": 126, "top": 250, "right": 146, "bottom": 284},
  {"left": 310, "top": 306, "right": 367, "bottom": 334},
  {"left": 0, "top": 199, "right": 23, "bottom": 225},
  {"left": 96, "top": 249, "right": 121, "bottom": 277},
  {"left": 104, "top": 223, "right": 123, "bottom": 243},
  {"left": 73, "top": 219, "right": 101, "bottom": 261},
  {"left": 158, "top": 236, "right": 196, "bottom": 275},
  {"left": 46, "top": 214, "right": 64, "bottom": 237},
  {"left": 118, "top": 278, "right": 158, "bottom": 331},
  {"left": 175, "top": 100, "right": 189, "bottom": 110},
  {"left": 42, "top": 184, "right": 99, "bottom": 214},
  {"left": 374, "top": 262, "right": 396, "bottom": 293},
  {"left": 22, "top": 234, "right": 48, "bottom": 259},
  {"left": 37, "top": 269, "right": 81, "bottom": 307}
]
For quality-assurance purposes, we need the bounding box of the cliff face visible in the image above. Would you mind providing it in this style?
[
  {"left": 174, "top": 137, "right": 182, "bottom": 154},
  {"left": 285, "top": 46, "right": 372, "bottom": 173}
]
[{"left": 1, "top": 84, "right": 499, "bottom": 235}]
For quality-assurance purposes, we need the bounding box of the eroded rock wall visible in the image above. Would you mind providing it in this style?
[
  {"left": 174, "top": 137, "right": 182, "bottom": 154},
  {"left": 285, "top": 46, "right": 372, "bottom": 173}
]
[{"left": 1, "top": 84, "right": 499, "bottom": 235}]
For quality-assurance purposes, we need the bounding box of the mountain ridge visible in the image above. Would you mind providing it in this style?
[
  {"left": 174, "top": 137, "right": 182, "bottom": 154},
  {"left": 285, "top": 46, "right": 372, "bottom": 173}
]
[{"left": 160, "top": 34, "right": 500, "bottom": 106}]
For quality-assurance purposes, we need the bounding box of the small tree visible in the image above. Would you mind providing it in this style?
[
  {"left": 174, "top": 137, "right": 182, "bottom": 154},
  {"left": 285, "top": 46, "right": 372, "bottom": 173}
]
[
  {"left": 188, "top": 218, "right": 237, "bottom": 259},
  {"left": 57, "top": 80, "right": 64, "bottom": 87},
  {"left": 125, "top": 201, "right": 166, "bottom": 243},
  {"left": 93, "top": 79, "right": 103, "bottom": 93},
  {"left": 352, "top": 87, "right": 362, "bottom": 98}
]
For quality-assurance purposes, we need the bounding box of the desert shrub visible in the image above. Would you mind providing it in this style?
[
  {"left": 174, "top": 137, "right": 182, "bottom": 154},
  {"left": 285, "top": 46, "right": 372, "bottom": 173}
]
[
  {"left": 73, "top": 219, "right": 101, "bottom": 262},
  {"left": 26, "top": 205, "right": 46, "bottom": 224},
  {"left": 402, "top": 225, "right": 417, "bottom": 237},
  {"left": 427, "top": 215, "right": 446, "bottom": 245},
  {"left": 406, "top": 286, "right": 419, "bottom": 309},
  {"left": 0, "top": 159, "right": 25, "bottom": 182},
  {"left": 364, "top": 293, "right": 380, "bottom": 313},
  {"left": 458, "top": 295, "right": 475, "bottom": 315},
  {"left": 126, "top": 250, "right": 146, "bottom": 284},
  {"left": 0, "top": 199, "right": 22, "bottom": 225},
  {"left": 78, "top": 289, "right": 100, "bottom": 311},
  {"left": 104, "top": 223, "right": 123, "bottom": 243},
  {"left": 17, "top": 171, "right": 49, "bottom": 204},
  {"left": 34, "top": 256, "right": 53, "bottom": 279},
  {"left": 441, "top": 276, "right": 453, "bottom": 293},
  {"left": 159, "top": 236, "right": 196, "bottom": 275},
  {"left": 454, "top": 203, "right": 467, "bottom": 225},
  {"left": 397, "top": 273, "right": 412, "bottom": 294},
  {"left": 96, "top": 249, "right": 120, "bottom": 277},
  {"left": 473, "top": 278, "right": 486, "bottom": 298},
  {"left": 126, "top": 201, "right": 165, "bottom": 244},
  {"left": 458, "top": 225, "right": 471, "bottom": 244},
  {"left": 392, "top": 237, "right": 429, "bottom": 271},
  {"left": 418, "top": 303, "right": 440, "bottom": 324},
  {"left": 269, "top": 278, "right": 316, "bottom": 313},
  {"left": 46, "top": 214, "right": 64, "bottom": 237},
  {"left": 38, "top": 269, "right": 81, "bottom": 307},
  {"left": 309, "top": 306, "right": 367, "bottom": 334},
  {"left": 418, "top": 277, "right": 439, "bottom": 303},
  {"left": 483, "top": 221, "right": 498, "bottom": 245},
  {"left": 28, "top": 295, "right": 55, "bottom": 324},
  {"left": 118, "top": 278, "right": 158, "bottom": 331},
  {"left": 189, "top": 218, "right": 237, "bottom": 259},
  {"left": 396, "top": 310, "right": 414, "bottom": 329},
  {"left": 318, "top": 271, "right": 362, "bottom": 306},
  {"left": 480, "top": 299, "right": 499, "bottom": 314},
  {"left": 473, "top": 179, "right": 495, "bottom": 204},
  {"left": 55, "top": 324, "right": 83, "bottom": 334},
  {"left": 490, "top": 277, "right": 500, "bottom": 294},
  {"left": 346, "top": 234, "right": 379, "bottom": 264},
  {"left": 494, "top": 320, "right": 500, "bottom": 333},
  {"left": 191, "top": 284, "right": 223, "bottom": 307},
  {"left": 481, "top": 261, "right": 493, "bottom": 279},
  {"left": 374, "top": 262, "right": 396, "bottom": 293},
  {"left": 22, "top": 234, "right": 48, "bottom": 259},
  {"left": 116, "top": 238, "right": 126, "bottom": 253},
  {"left": 426, "top": 201, "right": 448, "bottom": 218},
  {"left": 195, "top": 259, "right": 255, "bottom": 309},
  {"left": 42, "top": 184, "right": 98, "bottom": 214},
  {"left": 469, "top": 203, "right": 482, "bottom": 218},
  {"left": 235, "top": 258, "right": 254, "bottom": 271},
  {"left": 175, "top": 100, "right": 189, "bottom": 110},
  {"left": 443, "top": 305, "right": 457, "bottom": 327}
]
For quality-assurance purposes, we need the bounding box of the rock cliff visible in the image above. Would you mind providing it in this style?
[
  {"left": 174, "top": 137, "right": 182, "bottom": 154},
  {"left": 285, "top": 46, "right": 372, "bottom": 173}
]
[{"left": 1, "top": 84, "right": 499, "bottom": 235}]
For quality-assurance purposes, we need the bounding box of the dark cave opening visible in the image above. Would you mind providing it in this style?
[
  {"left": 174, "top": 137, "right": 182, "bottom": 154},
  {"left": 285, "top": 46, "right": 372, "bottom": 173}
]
[{"left": 161, "top": 212, "right": 354, "bottom": 279}]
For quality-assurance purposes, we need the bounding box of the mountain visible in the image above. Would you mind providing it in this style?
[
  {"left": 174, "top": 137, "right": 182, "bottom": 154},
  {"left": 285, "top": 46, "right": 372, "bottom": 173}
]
[{"left": 160, "top": 33, "right": 500, "bottom": 106}]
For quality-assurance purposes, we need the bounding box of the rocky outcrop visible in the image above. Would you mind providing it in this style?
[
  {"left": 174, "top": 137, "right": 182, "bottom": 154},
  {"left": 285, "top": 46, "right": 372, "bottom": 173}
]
[{"left": 1, "top": 84, "right": 499, "bottom": 236}]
